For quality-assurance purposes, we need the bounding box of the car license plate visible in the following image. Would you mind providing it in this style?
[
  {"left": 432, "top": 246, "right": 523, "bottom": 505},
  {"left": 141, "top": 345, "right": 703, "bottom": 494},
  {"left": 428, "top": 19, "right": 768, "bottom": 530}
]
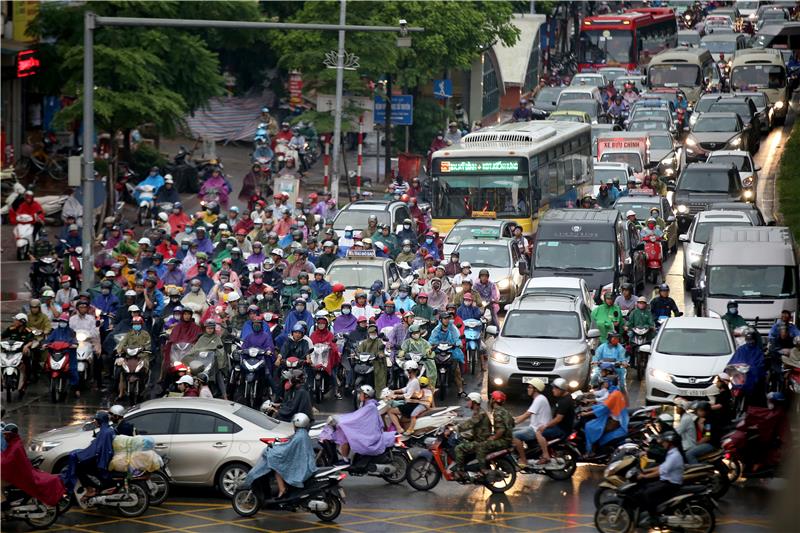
[
  {"left": 680, "top": 389, "right": 708, "bottom": 397},
  {"left": 522, "top": 376, "right": 548, "bottom": 384}
]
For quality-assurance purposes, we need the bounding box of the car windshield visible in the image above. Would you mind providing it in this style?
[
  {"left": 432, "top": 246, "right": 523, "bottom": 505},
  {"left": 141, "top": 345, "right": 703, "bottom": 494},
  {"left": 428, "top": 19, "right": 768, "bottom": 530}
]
[
  {"left": 709, "top": 103, "right": 751, "bottom": 123},
  {"left": 572, "top": 75, "right": 604, "bottom": 87},
  {"left": 678, "top": 32, "right": 701, "bottom": 46},
  {"left": 632, "top": 108, "right": 670, "bottom": 120},
  {"left": 695, "top": 97, "right": 720, "bottom": 113},
  {"left": 739, "top": 93, "right": 767, "bottom": 108},
  {"left": 234, "top": 405, "right": 279, "bottom": 430},
  {"left": 648, "top": 135, "right": 673, "bottom": 150},
  {"left": 600, "top": 152, "right": 642, "bottom": 172},
  {"left": 502, "top": 310, "right": 581, "bottom": 339},
  {"left": 333, "top": 209, "right": 389, "bottom": 230},
  {"left": 445, "top": 225, "right": 501, "bottom": 244},
  {"left": 707, "top": 154, "right": 752, "bottom": 171},
  {"left": 692, "top": 116, "right": 738, "bottom": 132},
  {"left": 678, "top": 171, "right": 732, "bottom": 193},
  {"left": 534, "top": 240, "right": 615, "bottom": 270},
  {"left": 700, "top": 39, "right": 737, "bottom": 55},
  {"left": 594, "top": 168, "right": 629, "bottom": 185},
  {"left": 457, "top": 244, "right": 510, "bottom": 268},
  {"left": 522, "top": 287, "right": 582, "bottom": 299},
  {"left": 693, "top": 221, "right": 752, "bottom": 244},
  {"left": 326, "top": 264, "right": 384, "bottom": 289},
  {"left": 557, "top": 100, "right": 598, "bottom": 117},
  {"left": 560, "top": 92, "right": 594, "bottom": 102},
  {"left": 552, "top": 114, "right": 585, "bottom": 123},
  {"left": 656, "top": 328, "right": 731, "bottom": 355},
  {"left": 535, "top": 87, "right": 562, "bottom": 106},
  {"left": 614, "top": 201, "right": 656, "bottom": 221},
  {"left": 731, "top": 65, "right": 786, "bottom": 90},
  {"left": 649, "top": 65, "right": 702, "bottom": 87},
  {"left": 579, "top": 29, "right": 634, "bottom": 65},
  {"left": 707, "top": 266, "right": 798, "bottom": 298}
]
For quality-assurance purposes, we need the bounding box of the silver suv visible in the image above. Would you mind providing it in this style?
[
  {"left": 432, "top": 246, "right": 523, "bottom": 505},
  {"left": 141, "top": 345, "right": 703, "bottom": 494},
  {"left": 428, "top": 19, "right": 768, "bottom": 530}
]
[{"left": 488, "top": 294, "right": 599, "bottom": 395}]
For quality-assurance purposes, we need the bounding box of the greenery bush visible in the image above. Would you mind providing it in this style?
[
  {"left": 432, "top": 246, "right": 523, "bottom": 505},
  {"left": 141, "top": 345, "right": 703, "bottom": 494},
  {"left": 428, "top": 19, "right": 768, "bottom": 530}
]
[{"left": 130, "top": 143, "right": 168, "bottom": 179}]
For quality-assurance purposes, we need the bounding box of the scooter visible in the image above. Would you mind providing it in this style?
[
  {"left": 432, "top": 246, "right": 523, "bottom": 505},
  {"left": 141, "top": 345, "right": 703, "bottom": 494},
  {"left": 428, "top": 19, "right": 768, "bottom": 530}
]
[
  {"left": 316, "top": 425, "right": 411, "bottom": 485},
  {"left": 721, "top": 405, "right": 788, "bottom": 480},
  {"left": 628, "top": 326, "right": 652, "bottom": 380},
  {"left": 62, "top": 245, "right": 83, "bottom": 288},
  {"left": 1, "top": 339, "right": 26, "bottom": 402},
  {"left": 13, "top": 213, "right": 35, "bottom": 260},
  {"left": 405, "top": 425, "right": 517, "bottom": 493},
  {"left": 515, "top": 434, "right": 580, "bottom": 481},
  {"left": 643, "top": 234, "right": 663, "bottom": 284},
  {"left": 121, "top": 347, "right": 150, "bottom": 405},
  {"left": 232, "top": 443, "right": 347, "bottom": 523},
  {"left": 71, "top": 473, "right": 150, "bottom": 518},
  {"left": 351, "top": 353, "right": 375, "bottom": 410},
  {"left": 239, "top": 347, "right": 267, "bottom": 408},
  {"left": 45, "top": 341, "right": 72, "bottom": 403},
  {"left": 136, "top": 184, "right": 155, "bottom": 226},
  {"left": 433, "top": 343, "right": 455, "bottom": 401},
  {"left": 311, "top": 343, "right": 331, "bottom": 404},
  {"left": 29, "top": 256, "right": 59, "bottom": 297},
  {"left": 74, "top": 330, "right": 95, "bottom": 392},
  {"left": 462, "top": 319, "right": 484, "bottom": 376},
  {"left": 2, "top": 482, "right": 60, "bottom": 529}
]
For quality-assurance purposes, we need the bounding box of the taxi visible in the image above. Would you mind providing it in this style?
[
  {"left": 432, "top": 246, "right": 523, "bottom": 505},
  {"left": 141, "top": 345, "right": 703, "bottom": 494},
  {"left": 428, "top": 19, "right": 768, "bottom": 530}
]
[
  {"left": 443, "top": 219, "right": 517, "bottom": 260},
  {"left": 452, "top": 230, "right": 528, "bottom": 305},
  {"left": 325, "top": 249, "right": 401, "bottom": 303}
]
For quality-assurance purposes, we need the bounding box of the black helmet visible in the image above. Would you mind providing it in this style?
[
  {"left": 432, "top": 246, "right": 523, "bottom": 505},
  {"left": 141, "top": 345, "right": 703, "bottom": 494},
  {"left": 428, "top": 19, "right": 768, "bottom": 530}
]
[
  {"left": 659, "top": 283, "right": 670, "bottom": 292},
  {"left": 291, "top": 369, "right": 306, "bottom": 384},
  {"left": 621, "top": 282, "right": 633, "bottom": 292},
  {"left": 478, "top": 269, "right": 490, "bottom": 277},
  {"left": 657, "top": 431, "right": 681, "bottom": 447},
  {"left": 197, "top": 372, "right": 209, "bottom": 384},
  {"left": 744, "top": 329, "right": 757, "bottom": 342},
  {"left": 694, "top": 401, "right": 711, "bottom": 412}
]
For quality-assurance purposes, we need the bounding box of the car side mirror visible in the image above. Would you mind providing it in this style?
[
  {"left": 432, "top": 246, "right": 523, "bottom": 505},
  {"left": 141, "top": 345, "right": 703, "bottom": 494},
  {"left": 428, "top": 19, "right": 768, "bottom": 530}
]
[
  {"left": 587, "top": 328, "right": 601, "bottom": 339},
  {"left": 639, "top": 344, "right": 651, "bottom": 353},
  {"left": 755, "top": 166, "right": 762, "bottom": 171},
  {"left": 517, "top": 259, "right": 529, "bottom": 275},
  {"left": 679, "top": 233, "right": 688, "bottom": 242}
]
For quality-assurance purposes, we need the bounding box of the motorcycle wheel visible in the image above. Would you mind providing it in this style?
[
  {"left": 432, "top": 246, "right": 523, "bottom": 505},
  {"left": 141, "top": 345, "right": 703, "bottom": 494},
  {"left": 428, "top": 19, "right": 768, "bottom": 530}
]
[
  {"left": 24, "top": 500, "right": 59, "bottom": 529},
  {"left": 594, "top": 487, "right": 618, "bottom": 508},
  {"left": 116, "top": 481, "right": 150, "bottom": 518},
  {"left": 314, "top": 378, "right": 323, "bottom": 405},
  {"left": 545, "top": 447, "right": 578, "bottom": 481},
  {"left": 724, "top": 457, "right": 742, "bottom": 483},
  {"left": 137, "top": 207, "right": 145, "bottom": 226},
  {"left": 5, "top": 376, "right": 11, "bottom": 403},
  {"left": 636, "top": 351, "right": 647, "bottom": 381},
  {"left": 381, "top": 451, "right": 410, "bottom": 484},
  {"left": 313, "top": 493, "right": 342, "bottom": 522},
  {"left": 484, "top": 457, "right": 517, "bottom": 493},
  {"left": 56, "top": 493, "right": 73, "bottom": 515},
  {"left": 231, "top": 489, "right": 261, "bottom": 517},
  {"left": 594, "top": 502, "right": 633, "bottom": 533},
  {"left": 148, "top": 471, "right": 170, "bottom": 506},
  {"left": 678, "top": 502, "right": 715, "bottom": 533},
  {"left": 50, "top": 379, "right": 58, "bottom": 403},
  {"left": 406, "top": 456, "right": 441, "bottom": 491},
  {"left": 468, "top": 348, "right": 477, "bottom": 376}
]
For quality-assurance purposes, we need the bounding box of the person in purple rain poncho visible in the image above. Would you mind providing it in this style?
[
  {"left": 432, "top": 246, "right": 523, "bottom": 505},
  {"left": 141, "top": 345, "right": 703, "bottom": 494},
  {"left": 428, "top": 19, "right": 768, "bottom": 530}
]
[
  {"left": 376, "top": 300, "right": 400, "bottom": 331},
  {"left": 332, "top": 303, "right": 357, "bottom": 334},
  {"left": 199, "top": 167, "right": 231, "bottom": 208}
]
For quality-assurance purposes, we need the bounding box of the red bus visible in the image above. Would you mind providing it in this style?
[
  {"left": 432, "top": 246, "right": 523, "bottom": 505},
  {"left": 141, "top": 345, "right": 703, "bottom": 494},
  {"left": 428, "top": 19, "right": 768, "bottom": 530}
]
[{"left": 578, "top": 7, "right": 678, "bottom": 72}]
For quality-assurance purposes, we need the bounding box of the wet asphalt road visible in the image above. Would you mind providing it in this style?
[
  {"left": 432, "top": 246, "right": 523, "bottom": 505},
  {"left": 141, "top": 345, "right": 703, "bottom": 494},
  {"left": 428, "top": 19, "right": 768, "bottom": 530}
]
[{"left": 3, "top": 110, "right": 795, "bottom": 531}]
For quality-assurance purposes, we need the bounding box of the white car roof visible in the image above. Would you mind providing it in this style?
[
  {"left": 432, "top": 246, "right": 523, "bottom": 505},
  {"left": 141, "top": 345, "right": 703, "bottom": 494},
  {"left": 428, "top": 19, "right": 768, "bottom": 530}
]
[
  {"left": 695, "top": 210, "right": 753, "bottom": 223},
  {"left": 707, "top": 150, "right": 751, "bottom": 158},
  {"left": 594, "top": 162, "right": 629, "bottom": 170},
  {"left": 663, "top": 317, "right": 726, "bottom": 330},
  {"left": 524, "top": 277, "right": 583, "bottom": 289}
]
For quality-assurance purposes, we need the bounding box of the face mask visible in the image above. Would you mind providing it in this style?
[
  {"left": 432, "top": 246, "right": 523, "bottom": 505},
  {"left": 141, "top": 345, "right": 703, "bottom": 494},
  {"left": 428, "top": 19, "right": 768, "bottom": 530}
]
[
  {"left": 301, "top": 293, "right": 309, "bottom": 301},
  {"left": 191, "top": 286, "right": 200, "bottom": 293},
  {"left": 436, "top": 136, "right": 443, "bottom": 141},
  {"left": 295, "top": 305, "right": 304, "bottom": 313},
  {"left": 425, "top": 238, "right": 433, "bottom": 245},
  {"left": 403, "top": 224, "right": 411, "bottom": 230},
  {"left": 637, "top": 303, "right": 647, "bottom": 310},
  {"left": 369, "top": 333, "right": 378, "bottom": 340},
  {"left": 254, "top": 279, "right": 263, "bottom": 285},
  {"left": 101, "top": 289, "right": 110, "bottom": 295},
  {"left": 729, "top": 308, "right": 738, "bottom": 315},
  {"left": 58, "top": 322, "right": 67, "bottom": 328},
  {"left": 465, "top": 301, "right": 473, "bottom": 307},
  {"left": 411, "top": 333, "right": 421, "bottom": 339},
  {"left": 133, "top": 325, "right": 142, "bottom": 331},
  {"left": 342, "top": 308, "right": 351, "bottom": 315},
  {"left": 402, "top": 246, "right": 411, "bottom": 253},
  {"left": 252, "top": 323, "right": 262, "bottom": 332},
  {"left": 61, "top": 284, "right": 70, "bottom": 290},
  {"left": 399, "top": 291, "right": 408, "bottom": 298},
  {"left": 345, "top": 232, "right": 352, "bottom": 239},
  {"left": 451, "top": 257, "right": 458, "bottom": 263}
]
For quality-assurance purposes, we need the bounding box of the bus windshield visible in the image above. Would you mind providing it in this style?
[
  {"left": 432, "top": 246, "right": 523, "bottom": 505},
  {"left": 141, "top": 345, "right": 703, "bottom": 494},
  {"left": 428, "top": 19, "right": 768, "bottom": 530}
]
[
  {"left": 731, "top": 65, "right": 786, "bottom": 90},
  {"left": 433, "top": 174, "right": 530, "bottom": 218},
  {"left": 648, "top": 64, "right": 701, "bottom": 87},
  {"left": 579, "top": 29, "right": 634, "bottom": 65}
]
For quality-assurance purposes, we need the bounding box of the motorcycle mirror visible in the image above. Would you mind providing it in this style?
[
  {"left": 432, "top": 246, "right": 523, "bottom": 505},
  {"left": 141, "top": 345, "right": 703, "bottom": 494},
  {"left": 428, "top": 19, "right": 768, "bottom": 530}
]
[{"left": 638, "top": 345, "right": 651, "bottom": 353}]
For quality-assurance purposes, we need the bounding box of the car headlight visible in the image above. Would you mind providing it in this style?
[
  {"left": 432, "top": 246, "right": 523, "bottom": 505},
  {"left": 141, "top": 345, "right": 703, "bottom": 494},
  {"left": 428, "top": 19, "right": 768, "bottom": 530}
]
[
  {"left": 689, "top": 114, "right": 698, "bottom": 126},
  {"left": 743, "top": 189, "right": 754, "bottom": 200},
  {"left": 648, "top": 367, "right": 673, "bottom": 383},
  {"left": 742, "top": 176, "right": 754, "bottom": 187},
  {"left": 677, "top": 204, "right": 688, "bottom": 214},
  {"left": 563, "top": 353, "right": 585, "bottom": 366},
  {"left": 728, "top": 136, "right": 742, "bottom": 148},
  {"left": 29, "top": 440, "right": 62, "bottom": 452},
  {"left": 685, "top": 136, "right": 697, "bottom": 147},
  {"left": 490, "top": 351, "right": 511, "bottom": 364},
  {"left": 775, "top": 101, "right": 785, "bottom": 110},
  {"left": 665, "top": 168, "right": 674, "bottom": 176},
  {"left": 497, "top": 278, "right": 511, "bottom": 290}
]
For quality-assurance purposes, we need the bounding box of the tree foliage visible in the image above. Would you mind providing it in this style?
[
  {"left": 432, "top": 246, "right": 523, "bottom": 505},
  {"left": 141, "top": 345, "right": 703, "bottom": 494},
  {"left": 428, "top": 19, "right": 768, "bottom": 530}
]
[{"left": 28, "top": 0, "right": 267, "bottom": 136}]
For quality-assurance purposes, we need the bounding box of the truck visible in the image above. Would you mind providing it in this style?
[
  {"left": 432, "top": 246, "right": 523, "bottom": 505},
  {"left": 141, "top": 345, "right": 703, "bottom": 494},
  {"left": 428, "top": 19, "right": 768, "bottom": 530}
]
[{"left": 596, "top": 133, "right": 650, "bottom": 181}]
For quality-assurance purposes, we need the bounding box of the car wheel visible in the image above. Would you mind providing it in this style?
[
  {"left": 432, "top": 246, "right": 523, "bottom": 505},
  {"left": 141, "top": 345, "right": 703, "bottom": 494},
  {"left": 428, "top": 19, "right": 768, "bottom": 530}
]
[{"left": 217, "top": 462, "right": 250, "bottom": 499}]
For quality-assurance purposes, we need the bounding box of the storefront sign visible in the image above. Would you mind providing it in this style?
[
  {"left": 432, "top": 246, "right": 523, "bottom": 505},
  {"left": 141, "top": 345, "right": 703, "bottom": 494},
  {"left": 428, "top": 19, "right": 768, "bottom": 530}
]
[{"left": 16, "top": 50, "right": 40, "bottom": 78}]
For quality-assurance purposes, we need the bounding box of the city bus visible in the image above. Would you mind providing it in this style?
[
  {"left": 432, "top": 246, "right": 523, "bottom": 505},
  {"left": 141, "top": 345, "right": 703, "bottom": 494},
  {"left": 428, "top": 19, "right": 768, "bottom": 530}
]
[
  {"left": 731, "top": 48, "right": 789, "bottom": 124},
  {"left": 578, "top": 7, "right": 678, "bottom": 72},
  {"left": 429, "top": 121, "right": 593, "bottom": 235}
]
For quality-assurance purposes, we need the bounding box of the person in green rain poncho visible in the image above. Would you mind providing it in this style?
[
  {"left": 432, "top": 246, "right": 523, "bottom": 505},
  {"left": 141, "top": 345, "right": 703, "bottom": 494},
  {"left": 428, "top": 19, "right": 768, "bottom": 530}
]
[
  {"left": 357, "top": 324, "right": 388, "bottom": 394},
  {"left": 399, "top": 324, "right": 435, "bottom": 389}
]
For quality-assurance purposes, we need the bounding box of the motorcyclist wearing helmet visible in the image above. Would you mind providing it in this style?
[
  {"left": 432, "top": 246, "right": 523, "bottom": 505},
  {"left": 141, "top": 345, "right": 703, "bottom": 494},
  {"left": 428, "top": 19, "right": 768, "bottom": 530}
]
[
  {"left": 278, "top": 298, "right": 314, "bottom": 347},
  {"left": 607, "top": 93, "right": 629, "bottom": 120},
  {"left": 591, "top": 292, "right": 622, "bottom": 341},
  {"left": 637, "top": 431, "right": 684, "bottom": 523},
  {"left": 275, "top": 369, "right": 313, "bottom": 423},
  {"left": 476, "top": 391, "right": 514, "bottom": 474},
  {"left": 410, "top": 292, "right": 435, "bottom": 321},
  {"left": 614, "top": 283, "right": 637, "bottom": 313},
  {"left": 193, "top": 319, "right": 228, "bottom": 399},
  {"left": 625, "top": 295, "right": 655, "bottom": 332},
  {"left": 398, "top": 322, "right": 432, "bottom": 385},
  {"left": 195, "top": 372, "right": 214, "bottom": 398},
  {"left": 452, "top": 392, "right": 492, "bottom": 477},
  {"left": 428, "top": 312, "right": 465, "bottom": 395},
  {"left": 474, "top": 268, "right": 500, "bottom": 327},
  {"left": 356, "top": 324, "right": 387, "bottom": 394},
  {"left": 109, "top": 404, "right": 135, "bottom": 436},
  {"left": 768, "top": 309, "right": 800, "bottom": 344},
  {"left": 395, "top": 238, "right": 416, "bottom": 264},
  {"left": 394, "top": 283, "right": 415, "bottom": 314},
  {"left": 310, "top": 314, "right": 341, "bottom": 399},
  {"left": 511, "top": 378, "right": 549, "bottom": 467},
  {"left": 242, "top": 411, "right": 316, "bottom": 499},
  {"left": 728, "top": 329, "right": 767, "bottom": 405},
  {"left": 722, "top": 300, "right": 747, "bottom": 330},
  {"left": 639, "top": 216, "right": 664, "bottom": 240},
  {"left": 649, "top": 284, "right": 682, "bottom": 320},
  {"left": 396, "top": 219, "right": 418, "bottom": 251},
  {"left": 591, "top": 331, "right": 629, "bottom": 392},
  {"left": 352, "top": 290, "right": 376, "bottom": 321},
  {"left": 3, "top": 314, "right": 35, "bottom": 396}
]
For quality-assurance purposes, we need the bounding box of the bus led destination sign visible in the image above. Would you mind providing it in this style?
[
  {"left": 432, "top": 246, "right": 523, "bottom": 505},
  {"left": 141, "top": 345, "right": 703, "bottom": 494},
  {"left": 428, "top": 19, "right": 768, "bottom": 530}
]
[{"left": 439, "top": 159, "right": 520, "bottom": 173}]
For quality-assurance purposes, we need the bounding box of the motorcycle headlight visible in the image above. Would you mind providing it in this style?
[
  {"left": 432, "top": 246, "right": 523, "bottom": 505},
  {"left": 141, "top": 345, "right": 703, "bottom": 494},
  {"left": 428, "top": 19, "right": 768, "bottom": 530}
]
[
  {"left": 743, "top": 189, "right": 754, "bottom": 200},
  {"left": 76, "top": 332, "right": 88, "bottom": 342},
  {"left": 648, "top": 367, "right": 673, "bottom": 383},
  {"left": 685, "top": 136, "right": 697, "bottom": 147},
  {"left": 563, "top": 353, "right": 585, "bottom": 366},
  {"left": 775, "top": 101, "right": 785, "bottom": 110},
  {"left": 490, "top": 351, "right": 511, "bottom": 364},
  {"left": 677, "top": 205, "right": 688, "bottom": 214}
]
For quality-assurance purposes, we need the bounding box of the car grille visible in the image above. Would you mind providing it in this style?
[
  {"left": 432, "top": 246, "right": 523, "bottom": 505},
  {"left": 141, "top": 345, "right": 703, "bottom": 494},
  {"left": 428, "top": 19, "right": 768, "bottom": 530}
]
[
  {"left": 517, "top": 357, "right": 556, "bottom": 372},
  {"left": 700, "top": 142, "right": 725, "bottom": 151},
  {"left": 688, "top": 202, "right": 708, "bottom": 215},
  {"left": 672, "top": 375, "right": 714, "bottom": 389}
]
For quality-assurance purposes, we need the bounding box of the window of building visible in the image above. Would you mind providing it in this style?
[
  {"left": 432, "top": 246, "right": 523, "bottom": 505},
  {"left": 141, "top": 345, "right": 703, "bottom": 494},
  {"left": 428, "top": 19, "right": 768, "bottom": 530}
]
[{"left": 482, "top": 54, "right": 500, "bottom": 117}]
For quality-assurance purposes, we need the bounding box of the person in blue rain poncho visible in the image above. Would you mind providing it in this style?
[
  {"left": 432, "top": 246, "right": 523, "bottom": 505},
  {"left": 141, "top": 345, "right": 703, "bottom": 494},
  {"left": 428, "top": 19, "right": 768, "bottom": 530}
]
[
  {"left": 61, "top": 411, "right": 116, "bottom": 495},
  {"left": 242, "top": 413, "right": 317, "bottom": 499},
  {"left": 428, "top": 312, "right": 466, "bottom": 396},
  {"left": 133, "top": 167, "right": 164, "bottom": 205},
  {"left": 584, "top": 389, "right": 629, "bottom": 454}
]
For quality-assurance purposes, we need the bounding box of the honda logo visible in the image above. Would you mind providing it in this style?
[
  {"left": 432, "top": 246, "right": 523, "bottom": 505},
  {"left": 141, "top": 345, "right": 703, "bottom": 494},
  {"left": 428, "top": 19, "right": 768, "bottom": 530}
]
[{"left": 688, "top": 377, "right": 697, "bottom": 384}]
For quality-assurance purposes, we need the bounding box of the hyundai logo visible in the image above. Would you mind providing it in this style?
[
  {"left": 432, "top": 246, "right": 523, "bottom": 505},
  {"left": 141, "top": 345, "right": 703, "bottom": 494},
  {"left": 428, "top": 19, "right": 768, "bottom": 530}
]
[{"left": 530, "top": 361, "right": 541, "bottom": 367}]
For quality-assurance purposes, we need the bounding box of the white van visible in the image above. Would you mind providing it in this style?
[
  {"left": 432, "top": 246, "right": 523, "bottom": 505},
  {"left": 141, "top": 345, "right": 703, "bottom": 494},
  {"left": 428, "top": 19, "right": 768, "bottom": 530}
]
[
  {"left": 556, "top": 86, "right": 603, "bottom": 107},
  {"left": 692, "top": 226, "right": 799, "bottom": 334}
]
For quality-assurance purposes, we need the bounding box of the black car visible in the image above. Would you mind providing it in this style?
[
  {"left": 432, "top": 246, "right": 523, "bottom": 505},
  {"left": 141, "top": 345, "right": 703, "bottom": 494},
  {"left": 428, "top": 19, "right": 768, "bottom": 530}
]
[
  {"left": 673, "top": 163, "right": 746, "bottom": 232},
  {"left": 684, "top": 112, "right": 753, "bottom": 163},
  {"left": 532, "top": 87, "right": 565, "bottom": 116},
  {"left": 707, "top": 96, "right": 762, "bottom": 151}
]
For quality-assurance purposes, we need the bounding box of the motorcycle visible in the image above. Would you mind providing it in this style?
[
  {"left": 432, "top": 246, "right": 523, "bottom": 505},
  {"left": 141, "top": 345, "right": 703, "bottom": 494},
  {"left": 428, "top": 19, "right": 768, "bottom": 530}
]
[
  {"left": 725, "top": 363, "right": 751, "bottom": 419},
  {"left": 29, "top": 256, "right": 59, "bottom": 297},
  {"left": 120, "top": 347, "right": 150, "bottom": 405},
  {"left": 70, "top": 472, "right": 150, "bottom": 518},
  {"left": 184, "top": 349, "right": 216, "bottom": 378},
  {"left": 515, "top": 434, "right": 580, "bottom": 481},
  {"left": 2, "top": 471, "right": 61, "bottom": 529},
  {"left": 13, "top": 212, "right": 35, "bottom": 260},
  {"left": 311, "top": 343, "right": 331, "bottom": 404},
  {"left": 1, "top": 339, "right": 26, "bottom": 402},
  {"left": 45, "top": 341, "right": 72, "bottom": 403},
  {"left": 274, "top": 139, "right": 299, "bottom": 171},
  {"left": 463, "top": 319, "right": 484, "bottom": 376},
  {"left": 433, "top": 343, "right": 455, "bottom": 401},
  {"left": 643, "top": 234, "right": 664, "bottom": 284},
  {"left": 239, "top": 347, "right": 268, "bottom": 408},
  {"left": 351, "top": 353, "right": 375, "bottom": 410},
  {"left": 136, "top": 184, "right": 156, "bottom": 226},
  {"left": 721, "top": 404, "right": 788, "bottom": 480},
  {"left": 405, "top": 425, "right": 517, "bottom": 493},
  {"left": 316, "top": 426, "right": 411, "bottom": 485},
  {"left": 74, "top": 330, "right": 95, "bottom": 392},
  {"left": 628, "top": 326, "right": 652, "bottom": 380},
  {"left": 594, "top": 461, "right": 717, "bottom": 533},
  {"left": 62, "top": 244, "right": 83, "bottom": 288},
  {"left": 232, "top": 442, "right": 347, "bottom": 523}
]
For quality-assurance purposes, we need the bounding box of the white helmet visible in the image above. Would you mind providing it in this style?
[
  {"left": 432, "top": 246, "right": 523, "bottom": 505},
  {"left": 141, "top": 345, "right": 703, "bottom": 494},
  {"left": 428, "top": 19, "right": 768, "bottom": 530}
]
[
  {"left": 226, "top": 292, "right": 241, "bottom": 303},
  {"left": 109, "top": 405, "right": 126, "bottom": 417},
  {"left": 380, "top": 387, "right": 394, "bottom": 401},
  {"left": 359, "top": 385, "right": 375, "bottom": 398},
  {"left": 292, "top": 412, "right": 311, "bottom": 429},
  {"left": 552, "top": 378, "right": 569, "bottom": 391},
  {"left": 128, "top": 305, "right": 141, "bottom": 312},
  {"left": 403, "top": 360, "right": 419, "bottom": 371},
  {"left": 260, "top": 400, "right": 275, "bottom": 414},
  {"left": 177, "top": 375, "right": 194, "bottom": 386},
  {"left": 467, "top": 392, "right": 482, "bottom": 405},
  {"left": 625, "top": 210, "right": 636, "bottom": 218},
  {"left": 158, "top": 212, "right": 169, "bottom": 222}
]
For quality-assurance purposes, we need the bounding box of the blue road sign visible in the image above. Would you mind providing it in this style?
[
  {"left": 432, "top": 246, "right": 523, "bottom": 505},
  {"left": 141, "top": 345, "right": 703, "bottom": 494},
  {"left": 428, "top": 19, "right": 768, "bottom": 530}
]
[
  {"left": 374, "top": 95, "right": 413, "bottom": 126},
  {"left": 433, "top": 79, "right": 453, "bottom": 99}
]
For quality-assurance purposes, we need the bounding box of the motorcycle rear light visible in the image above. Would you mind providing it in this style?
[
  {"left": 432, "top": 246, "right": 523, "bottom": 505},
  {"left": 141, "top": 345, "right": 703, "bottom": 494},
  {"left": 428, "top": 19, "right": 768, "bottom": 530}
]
[
  {"left": 337, "top": 472, "right": 347, "bottom": 481},
  {"left": 394, "top": 435, "right": 407, "bottom": 448},
  {"left": 568, "top": 432, "right": 578, "bottom": 441},
  {"left": 260, "top": 437, "right": 289, "bottom": 445}
]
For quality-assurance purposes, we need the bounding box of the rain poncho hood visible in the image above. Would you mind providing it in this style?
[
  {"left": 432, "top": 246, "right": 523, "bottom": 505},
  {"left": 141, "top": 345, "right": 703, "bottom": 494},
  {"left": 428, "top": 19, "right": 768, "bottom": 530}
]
[
  {"left": 2, "top": 432, "right": 66, "bottom": 506},
  {"left": 242, "top": 428, "right": 317, "bottom": 489},
  {"left": 319, "top": 399, "right": 396, "bottom": 455}
]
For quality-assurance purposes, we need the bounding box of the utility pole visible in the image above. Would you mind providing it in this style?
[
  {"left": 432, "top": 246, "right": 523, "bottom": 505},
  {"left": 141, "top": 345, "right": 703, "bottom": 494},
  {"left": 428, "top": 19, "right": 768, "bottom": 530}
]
[
  {"left": 384, "top": 74, "right": 393, "bottom": 183},
  {"left": 330, "top": 0, "right": 347, "bottom": 205},
  {"left": 81, "top": 11, "right": 95, "bottom": 289}
]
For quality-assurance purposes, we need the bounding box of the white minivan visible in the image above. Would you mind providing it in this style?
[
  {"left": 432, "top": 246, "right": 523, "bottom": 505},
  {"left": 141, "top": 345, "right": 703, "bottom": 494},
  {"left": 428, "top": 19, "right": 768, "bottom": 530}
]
[{"left": 643, "top": 317, "right": 735, "bottom": 404}]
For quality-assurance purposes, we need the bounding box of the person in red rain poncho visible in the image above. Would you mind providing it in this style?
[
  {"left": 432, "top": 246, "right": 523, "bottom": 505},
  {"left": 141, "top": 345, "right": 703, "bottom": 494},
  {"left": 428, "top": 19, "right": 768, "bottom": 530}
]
[
  {"left": 10, "top": 190, "right": 46, "bottom": 240},
  {"left": 162, "top": 308, "right": 202, "bottom": 376},
  {"left": 1, "top": 424, "right": 66, "bottom": 507},
  {"left": 309, "top": 314, "right": 341, "bottom": 399},
  {"left": 408, "top": 196, "right": 427, "bottom": 235},
  {"left": 426, "top": 131, "right": 449, "bottom": 169},
  {"left": 168, "top": 203, "right": 191, "bottom": 238}
]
